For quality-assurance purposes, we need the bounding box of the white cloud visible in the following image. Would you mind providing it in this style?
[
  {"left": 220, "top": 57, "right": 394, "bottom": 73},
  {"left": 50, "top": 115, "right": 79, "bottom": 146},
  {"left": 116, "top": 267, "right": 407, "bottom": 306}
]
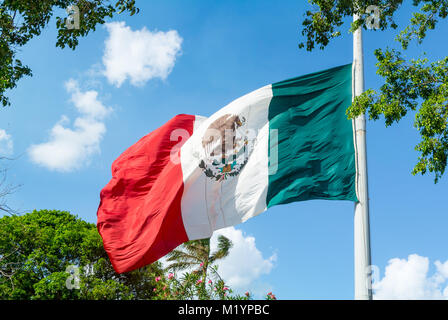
[
  {"left": 0, "top": 129, "right": 13, "bottom": 156},
  {"left": 103, "top": 21, "right": 183, "bottom": 87},
  {"left": 65, "top": 79, "right": 110, "bottom": 119},
  {"left": 210, "top": 227, "right": 276, "bottom": 294},
  {"left": 374, "top": 254, "right": 448, "bottom": 300},
  {"left": 28, "top": 80, "right": 111, "bottom": 172}
]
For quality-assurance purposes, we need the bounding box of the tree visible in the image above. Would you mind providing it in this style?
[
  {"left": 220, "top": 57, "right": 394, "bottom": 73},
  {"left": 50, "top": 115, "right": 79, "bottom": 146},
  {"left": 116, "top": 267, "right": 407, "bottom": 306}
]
[
  {"left": 0, "top": 209, "right": 264, "bottom": 300},
  {"left": 299, "top": 0, "right": 448, "bottom": 182},
  {"left": 0, "top": 209, "right": 164, "bottom": 299},
  {"left": 0, "top": 0, "right": 139, "bottom": 107},
  {"left": 165, "top": 236, "right": 232, "bottom": 284}
]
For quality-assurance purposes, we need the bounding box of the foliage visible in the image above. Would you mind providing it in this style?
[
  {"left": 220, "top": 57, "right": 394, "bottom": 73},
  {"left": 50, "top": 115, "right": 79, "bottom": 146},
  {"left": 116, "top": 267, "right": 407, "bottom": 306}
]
[
  {"left": 0, "top": 209, "right": 163, "bottom": 300},
  {"left": 152, "top": 268, "right": 278, "bottom": 301},
  {"left": 0, "top": 209, "right": 275, "bottom": 300},
  {"left": 0, "top": 0, "right": 139, "bottom": 107},
  {"left": 163, "top": 235, "right": 278, "bottom": 300},
  {"left": 165, "top": 236, "right": 232, "bottom": 283},
  {"left": 151, "top": 269, "right": 251, "bottom": 300},
  {"left": 299, "top": 0, "right": 448, "bottom": 182}
]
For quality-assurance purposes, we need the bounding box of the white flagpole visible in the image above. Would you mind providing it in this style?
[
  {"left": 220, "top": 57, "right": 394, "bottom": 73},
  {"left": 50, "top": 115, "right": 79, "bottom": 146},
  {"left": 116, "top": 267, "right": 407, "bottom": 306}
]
[{"left": 353, "top": 13, "right": 372, "bottom": 300}]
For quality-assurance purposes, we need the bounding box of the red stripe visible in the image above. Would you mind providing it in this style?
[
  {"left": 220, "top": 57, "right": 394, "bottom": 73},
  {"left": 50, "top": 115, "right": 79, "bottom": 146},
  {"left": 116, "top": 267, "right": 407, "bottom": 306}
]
[{"left": 97, "top": 114, "right": 195, "bottom": 273}]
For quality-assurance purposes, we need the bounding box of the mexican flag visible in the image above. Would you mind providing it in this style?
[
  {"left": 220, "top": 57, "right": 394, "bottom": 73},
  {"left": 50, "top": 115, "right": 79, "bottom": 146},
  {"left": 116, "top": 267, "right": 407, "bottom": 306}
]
[{"left": 97, "top": 63, "right": 358, "bottom": 273}]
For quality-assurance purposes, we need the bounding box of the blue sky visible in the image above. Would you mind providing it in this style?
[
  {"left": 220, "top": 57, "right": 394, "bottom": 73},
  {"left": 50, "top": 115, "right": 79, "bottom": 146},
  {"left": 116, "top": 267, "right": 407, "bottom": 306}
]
[{"left": 1, "top": 1, "right": 447, "bottom": 299}]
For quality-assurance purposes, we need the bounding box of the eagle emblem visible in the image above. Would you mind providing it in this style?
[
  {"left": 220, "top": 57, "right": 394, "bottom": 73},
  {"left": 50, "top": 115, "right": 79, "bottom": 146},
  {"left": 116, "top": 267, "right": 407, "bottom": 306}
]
[{"left": 199, "top": 114, "right": 255, "bottom": 181}]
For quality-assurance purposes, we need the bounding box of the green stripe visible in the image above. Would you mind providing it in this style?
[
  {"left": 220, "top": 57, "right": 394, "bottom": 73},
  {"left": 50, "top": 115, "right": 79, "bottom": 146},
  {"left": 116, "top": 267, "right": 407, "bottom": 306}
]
[{"left": 267, "top": 63, "right": 357, "bottom": 208}]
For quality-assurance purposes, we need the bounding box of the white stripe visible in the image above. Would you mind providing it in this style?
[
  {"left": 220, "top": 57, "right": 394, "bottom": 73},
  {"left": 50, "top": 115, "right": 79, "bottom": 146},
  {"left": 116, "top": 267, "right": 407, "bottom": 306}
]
[
  {"left": 193, "top": 115, "right": 207, "bottom": 132},
  {"left": 180, "top": 85, "right": 273, "bottom": 240}
]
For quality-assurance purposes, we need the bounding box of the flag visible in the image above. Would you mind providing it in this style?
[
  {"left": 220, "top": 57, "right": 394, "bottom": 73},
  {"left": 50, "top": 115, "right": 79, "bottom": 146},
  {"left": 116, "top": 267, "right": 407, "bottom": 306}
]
[{"left": 97, "top": 63, "right": 357, "bottom": 273}]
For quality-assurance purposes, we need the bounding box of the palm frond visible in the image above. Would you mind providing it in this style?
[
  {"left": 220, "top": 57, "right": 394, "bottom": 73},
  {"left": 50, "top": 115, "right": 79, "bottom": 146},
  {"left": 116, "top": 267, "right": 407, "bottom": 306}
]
[
  {"left": 164, "top": 261, "right": 196, "bottom": 272},
  {"left": 184, "top": 240, "right": 209, "bottom": 259},
  {"left": 210, "top": 235, "right": 232, "bottom": 263},
  {"left": 165, "top": 249, "right": 200, "bottom": 264}
]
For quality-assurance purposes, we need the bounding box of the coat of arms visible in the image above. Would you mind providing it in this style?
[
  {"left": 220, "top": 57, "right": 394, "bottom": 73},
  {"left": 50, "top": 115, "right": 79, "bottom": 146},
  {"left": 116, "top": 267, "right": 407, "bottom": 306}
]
[{"left": 199, "top": 114, "right": 255, "bottom": 181}]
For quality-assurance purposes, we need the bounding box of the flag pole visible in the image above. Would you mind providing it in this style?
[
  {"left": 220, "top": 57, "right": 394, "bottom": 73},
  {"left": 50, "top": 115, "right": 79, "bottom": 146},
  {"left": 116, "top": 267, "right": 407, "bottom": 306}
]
[{"left": 353, "top": 13, "right": 372, "bottom": 300}]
